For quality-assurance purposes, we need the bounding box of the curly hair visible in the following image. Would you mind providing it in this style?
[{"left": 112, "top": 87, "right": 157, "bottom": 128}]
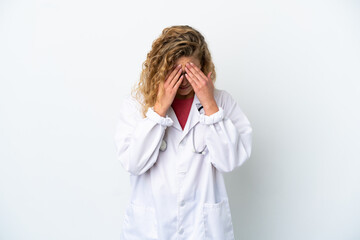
[{"left": 131, "top": 25, "right": 217, "bottom": 118}]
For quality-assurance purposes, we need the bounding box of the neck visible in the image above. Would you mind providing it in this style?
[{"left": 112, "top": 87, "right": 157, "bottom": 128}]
[{"left": 175, "top": 91, "right": 195, "bottom": 100}]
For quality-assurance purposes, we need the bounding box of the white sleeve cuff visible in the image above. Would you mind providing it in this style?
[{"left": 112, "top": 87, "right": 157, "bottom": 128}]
[
  {"left": 199, "top": 107, "right": 224, "bottom": 125},
  {"left": 145, "top": 107, "right": 174, "bottom": 127}
]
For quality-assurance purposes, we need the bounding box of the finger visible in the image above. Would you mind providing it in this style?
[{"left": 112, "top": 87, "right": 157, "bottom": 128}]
[
  {"left": 173, "top": 74, "right": 184, "bottom": 90},
  {"left": 207, "top": 72, "right": 212, "bottom": 81},
  {"left": 187, "top": 63, "right": 206, "bottom": 84},
  {"left": 164, "top": 71, "right": 171, "bottom": 81},
  {"left": 185, "top": 72, "right": 199, "bottom": 90},
  {"left": 169, "top": 67, "right": 183, "bottom": 88},
  {"left": 165, "top": 65, "right": 182, "bottom": 86},
  {"left": 185, "top": 66, "right": 200, "bottom": 88},
  {"left": 190, "top": 62, "right": 208, "bottom": 80},
  {"left": 164, "top": 66, "right": 176, "bottom": 83}
]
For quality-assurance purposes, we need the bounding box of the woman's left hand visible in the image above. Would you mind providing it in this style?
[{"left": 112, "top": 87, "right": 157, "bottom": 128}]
[{"left": 184, "top": 62, "right": 219, "bottom": 116}]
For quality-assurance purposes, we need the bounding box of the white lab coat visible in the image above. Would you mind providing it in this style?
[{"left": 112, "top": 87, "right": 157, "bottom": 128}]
[{"left": 113, "top": 88, "right": 252, "bottom": 240}]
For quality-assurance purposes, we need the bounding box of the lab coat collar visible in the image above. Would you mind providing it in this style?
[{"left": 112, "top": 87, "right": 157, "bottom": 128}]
[{"left": 167, "top": 93, "right": 202, "bottom": 141}]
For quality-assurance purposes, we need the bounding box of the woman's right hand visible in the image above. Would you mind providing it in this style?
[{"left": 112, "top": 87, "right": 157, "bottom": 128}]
[{"left": 153, "top": 64, "right": 184, "bottom": 117}]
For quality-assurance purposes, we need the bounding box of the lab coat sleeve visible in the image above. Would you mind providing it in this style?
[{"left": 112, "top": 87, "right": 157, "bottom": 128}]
[
  {"left": 113, "top": 96, "right": 173, "bottom": 176},
  {"left": 199, "top": 90, "right": 253, "bottom": 173}
]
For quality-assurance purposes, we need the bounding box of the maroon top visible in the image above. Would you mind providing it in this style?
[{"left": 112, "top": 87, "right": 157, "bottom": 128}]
[{"left": 171, "top": 96, "right": 194, "bottom": 130}]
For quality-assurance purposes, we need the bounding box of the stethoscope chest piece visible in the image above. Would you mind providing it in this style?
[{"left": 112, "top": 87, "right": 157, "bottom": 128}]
[{"left": 160, "top": 139, "right": 167, "bottom": 151}]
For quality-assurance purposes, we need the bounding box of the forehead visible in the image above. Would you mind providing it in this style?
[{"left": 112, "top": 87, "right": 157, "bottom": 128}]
[{"left": 175, "top": 56, "right": 200, "bottom": 65}]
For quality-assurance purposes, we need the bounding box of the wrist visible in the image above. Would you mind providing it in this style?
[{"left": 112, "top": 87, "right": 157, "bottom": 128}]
[
  {"left": 203, "top": 100, "right": 219, "bottom": 116},
  {"left": 153, "top": 103, "right": 167, "bottom": 117}
]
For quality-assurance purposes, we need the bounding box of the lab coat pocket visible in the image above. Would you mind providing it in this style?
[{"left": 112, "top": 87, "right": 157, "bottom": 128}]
[
  {"left": 122, "top": 202, "right": 158, "bottom": 240},
  {"left": 203, "top": 199, "right": 235, "bottom": 240}
]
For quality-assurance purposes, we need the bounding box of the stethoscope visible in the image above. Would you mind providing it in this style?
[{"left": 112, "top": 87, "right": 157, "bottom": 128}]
[{"left": 159, "top": 104, "right": 207, "bottom": 155}]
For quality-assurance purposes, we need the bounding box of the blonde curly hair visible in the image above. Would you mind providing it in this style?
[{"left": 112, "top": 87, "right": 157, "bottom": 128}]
[{"left": 131, "top": 25, "right": 217, "bottom": 118}]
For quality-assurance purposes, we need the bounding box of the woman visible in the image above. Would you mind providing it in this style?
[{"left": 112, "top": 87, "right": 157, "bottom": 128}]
[{"left": 114, "top": 25, "right": 252, "bottom": 240}]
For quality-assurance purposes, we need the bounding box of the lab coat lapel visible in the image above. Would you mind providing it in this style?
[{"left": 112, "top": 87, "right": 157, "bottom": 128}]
[{"left": 167, "top": 106, "right": 182, "bottom": 131}]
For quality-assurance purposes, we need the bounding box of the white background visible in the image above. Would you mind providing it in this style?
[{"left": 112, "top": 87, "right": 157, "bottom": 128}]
[{"left": 1, "top": 0, "right": 359, "bottom": 239}]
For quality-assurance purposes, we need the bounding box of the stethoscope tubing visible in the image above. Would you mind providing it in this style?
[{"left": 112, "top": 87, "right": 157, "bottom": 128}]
[{"left": 159, "top": 105, "right": 206, "bottom": 154}]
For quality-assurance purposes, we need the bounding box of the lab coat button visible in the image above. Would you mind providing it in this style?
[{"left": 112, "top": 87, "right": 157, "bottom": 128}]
[
  {"left": 178, "top": 227, "right": 184, "bottom": 234},
  {"left": 180, "top": 200, "right": 185, "bottom": 206}
]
